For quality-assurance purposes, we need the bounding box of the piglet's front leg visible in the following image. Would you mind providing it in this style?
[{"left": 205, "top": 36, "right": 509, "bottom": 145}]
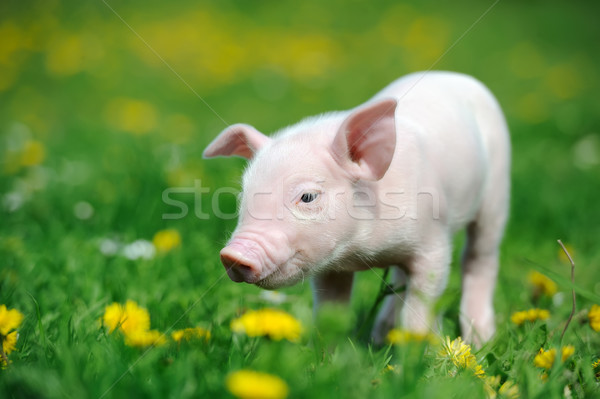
[{"left": 400, "top": 241, "right": 451, "bottom": 336}]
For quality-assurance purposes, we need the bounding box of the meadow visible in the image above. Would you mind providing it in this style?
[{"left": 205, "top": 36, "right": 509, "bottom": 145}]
[{"left": 1, "top": 0, "right": 600, "bottom": 397}]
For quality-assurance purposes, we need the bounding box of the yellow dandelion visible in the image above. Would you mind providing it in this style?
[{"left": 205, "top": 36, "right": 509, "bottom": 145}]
[
  {"left": 533, "top": 346, "right": 575, "bottom": 370},
  {"left": 152, "top": 229, "right": 181, "bottom": 253},
  {"left": 226, "top": 370, "right": 289, "bottom": 399},
  {"left": 510, "top": 308, "right": 550, "bottom": 326},
  {"left": 588, "top": 304, "right": 600, "bottom": 332},
  {"left": 386, "top": 328, "right": 437, "bottom": 345},
  {"left": 230, "top": 308, "right": 302, "bottom": 342},
  {"left": 105, "top": 97, "right": 158, "bottom": 135},
  {"left": 0, "top": 305, "right": 23, "bottom": 367},
  {"left": 593, "top": 359, "right": 600, "bottom": 369},
  {"left": 20, "top": 140, "right": 46, "bottom": 167},
  {"left": 172, "top": 327, "right": 211, "bottom": 343},
  {"left": 45, "top": 34, "right": 84, "bottom": 76},
  {"left": 528, "top": 271, "right": 557, "bottom": 297},
  {"left": 102, "top": 303, "right": 125, "bottom": 333},
  {"left": 102, "top": 300, "right": 150, "bottom": 335},
  {"left": 2, "top": 331, "right": 18, "bottom": 355},
  {"left": 1, "top": 331, "right": 19, "bottom": 367},
  {"left": 124, "top": 329, "right": 167, "bottom": 347},
  {"left": 0, "top": 305, "right": 24, "bottom": 336},
  {"left": 439, "top": 336, "right": 485, "bottom": 378}
]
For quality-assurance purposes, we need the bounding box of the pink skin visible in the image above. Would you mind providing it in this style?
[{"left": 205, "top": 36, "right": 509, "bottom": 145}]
[{"left": 203, "top": 71, "right": 511, "bottom": 347}]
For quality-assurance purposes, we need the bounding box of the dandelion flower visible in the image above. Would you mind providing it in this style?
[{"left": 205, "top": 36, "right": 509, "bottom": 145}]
[
  {"left": 124, "top": 330, "right": 167, "bottom": 347},
  {"left": 528, "top": 271, "right": 557, "bottom": 297},
  {"left": 0, "top": 305, "right": 23, "bottom": 336},
  {"left": 105, "top": 97, "right": 158, "bottom": 135},
  {"left": 20, "top": 140, "right": 45, "bottom": 167},
  {"left": 588, "top": 304, "right": 600, "bottom": 332},
  {"left": 2, "top": 332, "right": 18, "bottom": 355},
  {"left": 152, "top": 229, "right": 181, "bottom": 253},
  {"left": 102, "top": 300, "right": 150, "bottom": 335},
  {"left": 231, "top": 309, "right": 302, "bottom": 342},
  {"left": 172, "top": 327, "right": 211, "bottom": 343},
  {"left": 226, "top": 370, "right": 289, "bottom": 399},
  {"left": 533, "top": 346, "right": 575, "bottom": 370},
  {"left": 386, "top": 328, "right": 437, "bottom": 345},
  {"left": 0, "top": 305, "right": 23, "bottom": 367},
  {"left": 438, "top": 336, "right": 485, "bottom": 378},
  {"left": 510, "top": 308, "right": 550, "bottom": 326}
]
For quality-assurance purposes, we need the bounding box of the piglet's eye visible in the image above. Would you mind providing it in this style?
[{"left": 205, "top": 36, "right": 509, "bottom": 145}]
[{"left": 300, "top": 192, "right": 318, "bottom": 203}]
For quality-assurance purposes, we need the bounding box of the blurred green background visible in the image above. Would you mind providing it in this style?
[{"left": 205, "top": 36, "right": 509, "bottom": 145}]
[{"left": 1, "top": 0, "right": 599, "bottom": 397}]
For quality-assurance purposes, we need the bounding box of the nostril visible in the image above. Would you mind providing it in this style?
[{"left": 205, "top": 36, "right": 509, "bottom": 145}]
[{"left": 220, "top": 252, "right": 259, "bottom": 283}]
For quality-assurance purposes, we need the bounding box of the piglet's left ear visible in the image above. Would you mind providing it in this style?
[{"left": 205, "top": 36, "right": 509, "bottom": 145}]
[{"left": 331, "top": 98, "right": 397, "bottom": 181}]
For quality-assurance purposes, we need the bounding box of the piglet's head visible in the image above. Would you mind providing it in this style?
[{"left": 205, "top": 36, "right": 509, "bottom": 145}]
[{"left": 203, "top": 98, "right": 397, "bottom": 289}]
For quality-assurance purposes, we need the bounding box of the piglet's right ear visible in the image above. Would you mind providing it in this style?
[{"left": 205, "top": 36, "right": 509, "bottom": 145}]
[{"left": 202, "top": 123, "right": 270, "bottom": 160}]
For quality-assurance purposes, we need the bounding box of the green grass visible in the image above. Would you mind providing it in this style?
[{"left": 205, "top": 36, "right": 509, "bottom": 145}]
[{"left": 1, "top": 0, "right": 600, "bottom": 397}]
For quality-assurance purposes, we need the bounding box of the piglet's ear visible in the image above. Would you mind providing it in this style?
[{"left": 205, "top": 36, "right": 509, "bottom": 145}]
[
  {"left": 203, "top": 123, "right": 271, "bottom": 160},
  {"left": 331, "top": 98, "right": 397, "bottom": 181}
]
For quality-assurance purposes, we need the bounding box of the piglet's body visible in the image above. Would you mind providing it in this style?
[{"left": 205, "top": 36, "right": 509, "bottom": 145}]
[{"left": 204, "top": 71, "right": 510, "bottom": 346}]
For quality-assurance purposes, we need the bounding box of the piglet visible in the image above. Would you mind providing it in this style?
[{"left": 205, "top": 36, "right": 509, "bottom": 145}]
[{"left": 203, "top": 71, "right": 510, "bottom": 346}]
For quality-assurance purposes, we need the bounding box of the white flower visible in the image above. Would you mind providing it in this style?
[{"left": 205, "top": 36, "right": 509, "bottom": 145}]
[
  {"left": 74, "top": 201, "right": 94, "bottom": 220},
  {"left": 2, "top": 192, "right": 24, "bottom": 212},
  {"left": 122, "top": 240, "right": 156, "bottom": 260},
  {"left": 99, "top": 238, "right": 120, "bottom": 256},
  {"left": 259, "top": 291, "right": 287, "bottom": 305}
]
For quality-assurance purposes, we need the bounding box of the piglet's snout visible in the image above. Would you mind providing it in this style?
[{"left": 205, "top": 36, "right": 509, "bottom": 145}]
[{"left": 220, "top": 240, "right": 263, "bottom": 283}]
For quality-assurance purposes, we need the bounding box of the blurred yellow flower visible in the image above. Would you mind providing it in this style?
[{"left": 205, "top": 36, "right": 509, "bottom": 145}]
[
  {"left": 558, "top": 243, "right": 575, "bottom": 264},
  {"left": 172, "top": 327, "right": 211, "bottom": 343},
  {"left": 230, "top": 308, "right": 302, "bottom": 342},
  {"left": 124, "top": 329, "right": 167, "bottom": 347},
  {"left": 528, "top": 271, "right": 557, "bottom": 297},
  {"left": 20, "top": 140, "right": 46, "bottom": 167},
  {"left": 484, "top": 376, "right": 520, "bottom": 399},
  {"left": 102, "top": 300, "right": 150, "bottom": 335},
  {"left": 152, "top": 229, "right": 181, "bottom": 253},
  {"left": 386, "top": 328, "right": 437, "bottom": 345},
  {"left": 2, "top": 331, "right": 18, "bottom": 355},
  {"left": 498, "top": 380, "right": 520, "bottom": 399},
  {"left": 588, "top": 304, "right": 600, "bottom": 332},
  {"left": 0, "top": 305, "right": 23, "bottom": 336},
  {"left": 1, "top": 332, "right": 19, "bottom": 367},
  {"left": 105, "top": 97, "right": 158, "bottom": 135},
  {"left": 226, "top": 370, "right": 289, "bottom": 399},
  {"left": 384, "top": 364, "right": 400, "bottom": 374},
  {"left": 544, "top": 63, "right": 583, "bottom": 100},
  {"left": 510, "top": 308, "right": 550, "bottom": 326},
  {"left": 45, "top": 34, "right": 84, "bottom": 76},
  {"left": 0, "top": 305, "right": 23, "bottom": 367},
  {"left": 533, "top": 346, "right": 574, "bottom": 370},
  {"left": 439, "top": 336, "right": 485, "bottom": 378}
]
